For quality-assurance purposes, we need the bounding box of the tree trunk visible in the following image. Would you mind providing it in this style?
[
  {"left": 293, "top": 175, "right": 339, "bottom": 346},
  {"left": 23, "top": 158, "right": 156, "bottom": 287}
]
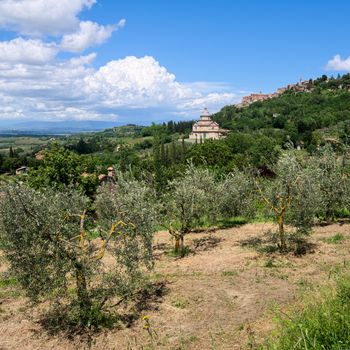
[
  {"left": 278, "top": 214, "right": 287, "bottom": 252},
  {"left": 174, "top": 236, "right": 180, "bottom": 253},
  {"left": 179, "top": 235, "right": 184, "bottom": 255},
  {"left": 75, "top": 263, "right": 91, "bottom": 325}
]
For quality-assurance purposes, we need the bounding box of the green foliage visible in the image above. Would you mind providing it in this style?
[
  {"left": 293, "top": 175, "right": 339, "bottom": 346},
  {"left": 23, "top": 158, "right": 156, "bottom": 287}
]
[
  {"left": 264, "top": 271, "right": 350, "bottom": 349},
  {"left": 222, "top": 270, "right": 238, "bottom": 277},
  {"left": 322, "top": 233, "right": 345, "bottom": 244},
  {"left": 187, "top": 133, "right": 280, "bottom": 171},
  {"left": 171, "top": 296, "right": 188, "bottom": 309},
  {"left": 95, "top": 172, "right": 157, "bottom": 269},
  {"left": 27, "top": 145, "right": 92, "bottom": 190},
  {"left": 311, "top": 146, "right": 348, "bottom": 221},
  {"left": 0, "top": 182, "right": 155, "bottom": 328},
  {"left": 257, "top": 152, "right": 321, "bottom": 251},
  {"left": 217, "top": 169, "right": 255, "bottom": 220},
  {"left": 163, "top": 165, "right": 218, "bottom": 254},
  {"left": 166, "top": 246, "right": 191, "bottom": 258},
  {"left": 212, "top": 75, "right": 350, "bottom": 151},
  {"left": 0, "top": 185, "right": 88, "bottom": 302},
  {"left": 264, "top": 259, "right": 276, "bottom": 268}
]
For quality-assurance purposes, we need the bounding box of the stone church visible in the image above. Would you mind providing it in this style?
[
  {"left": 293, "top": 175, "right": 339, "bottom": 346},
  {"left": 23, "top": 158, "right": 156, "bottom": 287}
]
[{"left": 189, "top": 108, "right": 226, "bottom": 142}]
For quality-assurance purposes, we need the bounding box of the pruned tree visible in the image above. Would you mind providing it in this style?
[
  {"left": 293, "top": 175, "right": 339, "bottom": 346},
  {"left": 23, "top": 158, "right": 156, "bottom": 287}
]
[
  {"left": 256, "top": 153, "right": 321, "bottom": 252},
  {"left": 0, "top": 182, "right": 155, "bottom": 328},
  {"left": 163, "top": 165, "right": 218, "bottom": 255}
]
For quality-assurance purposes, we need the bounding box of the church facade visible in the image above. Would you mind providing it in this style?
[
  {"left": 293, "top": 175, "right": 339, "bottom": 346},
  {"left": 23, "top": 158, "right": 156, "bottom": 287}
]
[{"left": 189, "top": 108, "right": 226, "bottom": 141}]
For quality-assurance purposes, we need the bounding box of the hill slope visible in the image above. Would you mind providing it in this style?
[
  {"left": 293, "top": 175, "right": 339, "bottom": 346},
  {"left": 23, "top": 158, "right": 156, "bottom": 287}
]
[{"left": 212, "top": 74, "right": 350, "bottom": 149}]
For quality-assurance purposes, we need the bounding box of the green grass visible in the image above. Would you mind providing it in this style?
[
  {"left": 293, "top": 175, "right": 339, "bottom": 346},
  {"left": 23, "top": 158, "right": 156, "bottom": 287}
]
[
  {"left": 166, "top": 246, "right": 191, "bottom": 258},
  {"left": 217, "top": 216, "right": 249, "bottom": 229},
  {"left": 322, "top": 233, "right": 346, "bottom": 244},
  {"left": 0, "top": 277, "right": 18, "bottom": 288},
  {"left": 0, "top": 276, "right": 21, "bottom": 298},
  {"left": 262, "top": 270, "right": 350, "bottom": 349},
  {"left": 171, "top": 296, "right": 188, "bottom": 309},
  {"left": 222, "top": 270, "right": 238, "bottom": 277},
  {"left": 295, "top": 278, "right": 314, "bottom": 292},
  {"left": 264, "top": 259, "right": 276, "bottom": 268}
]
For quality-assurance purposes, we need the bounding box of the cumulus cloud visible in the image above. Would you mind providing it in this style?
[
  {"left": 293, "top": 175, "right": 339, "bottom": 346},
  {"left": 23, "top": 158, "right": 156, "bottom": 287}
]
[
  {"left": 84, "top": 56, "right": 193, "bottom": 107},
  {"left": 326, "top": 54, "right": 350, "bottom": 71},
  {"left": 0, "top": 0, "right": 96, "bottom": 36},
  {"left": 0, "top": 55, "right": 238, "bottom": 121},
  {"left": 61, "top": 19, "right": 126, "bottom": 52},
  {"left": 0, "top": 37, "right": 58, "bottom": 64},
  {"left": 0, "top": 2, "right": 238, "bottom": 122}
]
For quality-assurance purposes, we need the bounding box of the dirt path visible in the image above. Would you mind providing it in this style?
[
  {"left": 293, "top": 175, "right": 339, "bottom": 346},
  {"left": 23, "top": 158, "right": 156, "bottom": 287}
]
[{"left": 1, "top": 223, "right": 349, "bottom": 349}]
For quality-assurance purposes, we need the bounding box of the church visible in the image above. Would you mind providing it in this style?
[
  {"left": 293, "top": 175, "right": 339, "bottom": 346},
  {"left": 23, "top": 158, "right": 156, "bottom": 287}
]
[{"left": 189, "top": 108, "right": 226, "bottom": 142}]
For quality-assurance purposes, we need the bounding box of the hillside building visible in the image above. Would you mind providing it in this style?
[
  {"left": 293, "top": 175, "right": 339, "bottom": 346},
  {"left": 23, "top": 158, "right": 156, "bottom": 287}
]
[{"left": 189, "top": 108, "right": 227, "bottom": 141}]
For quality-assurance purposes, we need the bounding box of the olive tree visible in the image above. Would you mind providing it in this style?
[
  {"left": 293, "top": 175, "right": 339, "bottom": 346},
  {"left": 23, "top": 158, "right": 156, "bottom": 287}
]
[
  {"left": 256, "top": 153, "right": 321, "bottom": 252},
  {"left": 0, "top": 182, "right": 155, "bottom": 327},
  {"left": 95, "top": 174, "right": 157, "bottom": 271},
  {"left": 217, "top": 169, "right": 255, "bottom": 220},
  {"left": 162, "top": 165, "right": 218, "bottom": 255},
  {"left": 311, "top": 146, "right": 348, "bottom": 222}
]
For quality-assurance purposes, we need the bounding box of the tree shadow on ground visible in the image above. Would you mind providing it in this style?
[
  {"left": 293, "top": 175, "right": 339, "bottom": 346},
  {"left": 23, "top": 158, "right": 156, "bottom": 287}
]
[
  {"left": 239, "top": 231, "right": 317, "bottom": 256},
  {"left": 38, "top": 281, "right": 168, "bottom": 340},
  {"left": 192, "top": 235, "right": 223, "bottom": 252}
]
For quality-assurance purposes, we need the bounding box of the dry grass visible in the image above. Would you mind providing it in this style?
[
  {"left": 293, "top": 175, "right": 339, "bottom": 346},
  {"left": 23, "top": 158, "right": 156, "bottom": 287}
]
[{"left": 1, "top": 223, "right": 350, "bottom": 349}]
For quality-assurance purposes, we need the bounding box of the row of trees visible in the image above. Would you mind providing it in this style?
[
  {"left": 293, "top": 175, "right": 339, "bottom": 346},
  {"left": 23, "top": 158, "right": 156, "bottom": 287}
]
[{"left": 159, "top": 148, "right": 349, "bottom": 254}]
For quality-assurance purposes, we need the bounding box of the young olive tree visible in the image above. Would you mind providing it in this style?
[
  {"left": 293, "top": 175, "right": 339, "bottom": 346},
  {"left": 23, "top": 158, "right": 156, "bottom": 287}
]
[
  {"left": 217, "top": 169, "right": 255, "bottom": 220},
  {"left": 256, "top": 153, "right": 321, "bottom": 252},
  {"left": 311, "top": 146, "right": 348, "bottom": 222},
  {"left": 163, "top": 165, "right": 218, "bottom": 255},
  {"left": 0, "top": 182, "right": 155, "bottom": 328},
  {"left": 95, "top": 174, "right": 157, "bottom": 273}
]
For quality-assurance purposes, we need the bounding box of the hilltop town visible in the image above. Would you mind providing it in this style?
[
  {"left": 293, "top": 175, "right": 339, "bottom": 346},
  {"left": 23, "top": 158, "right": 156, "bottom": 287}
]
[{"left": 236, "top": 78, "right": 314, "bottom": 107}]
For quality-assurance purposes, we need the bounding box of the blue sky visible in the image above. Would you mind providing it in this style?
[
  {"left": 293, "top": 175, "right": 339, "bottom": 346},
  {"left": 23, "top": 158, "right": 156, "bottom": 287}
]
[
  {"left": 89, "top": 0, "right": 350, "bottom": 91},
  {"left": 0, "top": 0, "right": 348, "bottom": 124}
]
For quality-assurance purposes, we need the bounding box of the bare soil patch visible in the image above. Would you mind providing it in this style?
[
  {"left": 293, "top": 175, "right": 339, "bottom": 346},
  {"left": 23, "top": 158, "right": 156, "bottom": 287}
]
[{"left": 1, "top": 223, "right": 350, "bottom": 349}]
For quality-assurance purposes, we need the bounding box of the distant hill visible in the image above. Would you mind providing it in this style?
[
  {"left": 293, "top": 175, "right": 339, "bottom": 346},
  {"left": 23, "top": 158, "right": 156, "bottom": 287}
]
[
  {"left": 212, "top": 74, "right": 350, "bottom": 149},
  {"left": 0, "top": 120, "right": 124, "bottom": 135}
]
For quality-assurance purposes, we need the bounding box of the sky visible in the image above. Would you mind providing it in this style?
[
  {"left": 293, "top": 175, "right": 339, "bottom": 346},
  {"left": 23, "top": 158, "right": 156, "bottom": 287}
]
[{"left": 0, "top": 0, "right": 349, "bottom": 125}]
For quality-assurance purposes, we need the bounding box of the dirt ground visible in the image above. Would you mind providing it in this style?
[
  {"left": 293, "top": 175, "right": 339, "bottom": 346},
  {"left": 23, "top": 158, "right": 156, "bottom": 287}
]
[{"left": 1, "top": 222, "right": 350, "bottom": 350}]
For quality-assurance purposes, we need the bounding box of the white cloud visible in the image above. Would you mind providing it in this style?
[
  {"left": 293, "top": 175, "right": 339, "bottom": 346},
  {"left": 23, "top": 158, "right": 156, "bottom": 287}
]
[
  {"left": 61, "top": 19, "right": 126, "bottom": 52},
  {"left": 0, "top": 54, "right": 238, "bottom": 121},
  {"left": 326, "top": 54, "right": 350, "bottom": 71},
  {"left": 84, "top": 56, "right": 193, "bottom": 108},
  {"left": 0, "top": 37, "right": 58, "bottom": 64},
  {"left": 0, "top": 0, "right": 96, "bottom": 36},
  {"left": 181, "top": 93, "right": 236, "bottom": 110}
]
